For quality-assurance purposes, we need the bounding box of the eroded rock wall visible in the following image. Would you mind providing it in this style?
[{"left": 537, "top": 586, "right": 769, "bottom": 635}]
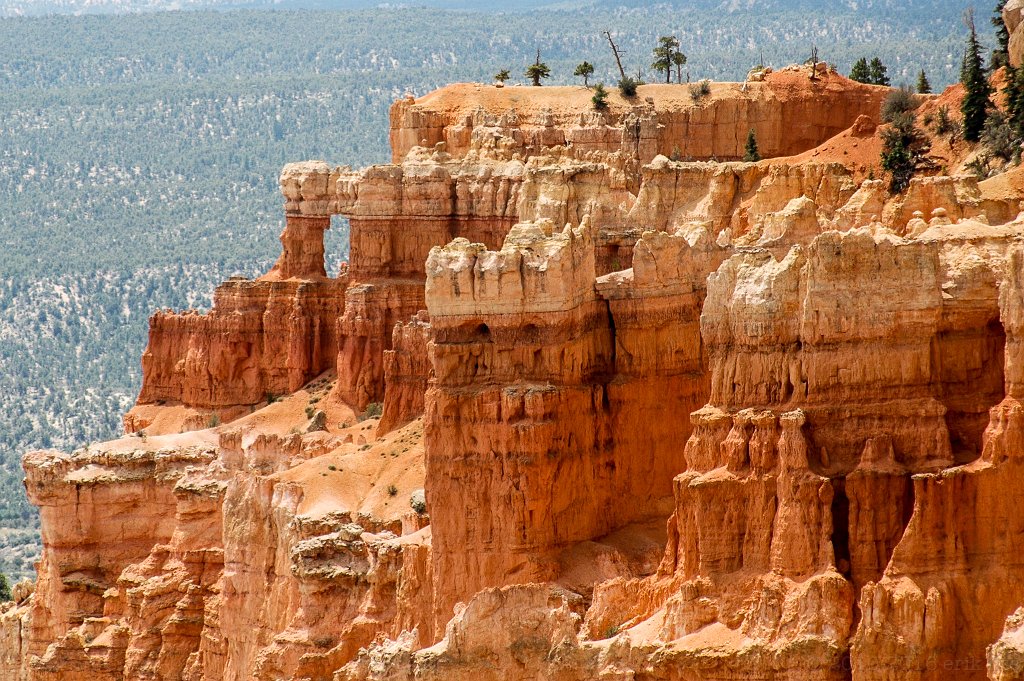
[
  {"left": 389, "top": 72, "right": 888, "bottom": 163},
  {"left": 131, "top": 278, "right": 346, "bottom": 421},
  {"left": 423, "top": 220, "right": 617, "bottom": 625},
  {"left": 21, "top": 62, "right": 1024, "bottom": 681}
]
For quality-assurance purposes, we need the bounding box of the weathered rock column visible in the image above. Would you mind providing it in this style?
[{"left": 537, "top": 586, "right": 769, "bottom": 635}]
[
  {"left": 267, "top": 215, "right": 331, "bottom": 280},
  {"left": 423, "top": 219, "right": 615, "bottom": 628}
]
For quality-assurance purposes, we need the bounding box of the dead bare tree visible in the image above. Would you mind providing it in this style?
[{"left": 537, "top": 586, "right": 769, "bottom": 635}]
[{"left": 603, "top": 30, "right": 627, "bottom": 80}]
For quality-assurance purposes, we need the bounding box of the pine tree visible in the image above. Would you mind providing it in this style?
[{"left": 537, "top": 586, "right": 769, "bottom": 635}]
[
  {"left": 993, "top": 0, "right": 1010, "bottom": 69},
  {"left": 850, "top": 57, "right": 871, "bottom": 83},
  {"left": 494, "top": 69, "right": 510, "bottom": 84},
  {"left": 651, "top": 36, "right": 685, "bottom": 84},
  {"left": 917, "top": 69, "right": 932, "bottom": 94},
  {"left": 1005, "top": 64, "right": 1024, "bottom": 136},
  {"left": 574, "top": 61, "right": 595, "bottom": 87},
  {"left": 672, "top": 50, "right": 687, "bottom": 84},
  {"left": 961, "top": 8, "right": 993, "bottom": 142},
  {"left": 880, "top": 112, "right": 924, "bottom": 193},
  {"left": 869, "top": 57, "right": 890, "bottom": 86},
  {"left": 592, "top": 83, "right": 609, "bottom": 110},
  {"left": 743, "top": 128, "right": 761, "bottom": 162},
  {"left": 0, "top": 573, "right": 11, "bottom": 602},
  {"left": 524, "top": 49, "right": 551, "bottom": 87}
]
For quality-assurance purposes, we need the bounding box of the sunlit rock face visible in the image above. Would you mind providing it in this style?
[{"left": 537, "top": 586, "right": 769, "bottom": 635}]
[{"left": 18, "top": 53, "right": 1024, "bottom": 681}]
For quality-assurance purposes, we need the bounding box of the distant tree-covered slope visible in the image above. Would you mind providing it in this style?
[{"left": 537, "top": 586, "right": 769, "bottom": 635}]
[
  {"left": 0, "top": 0, "right": 978, "bottom": 17},
  {"left": 0, "top": 5, "right": 989, "bottom": 581}
]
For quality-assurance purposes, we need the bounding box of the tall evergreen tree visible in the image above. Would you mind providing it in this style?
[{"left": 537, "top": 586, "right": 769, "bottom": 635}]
[
  {"left": 651, "top": 36, "right": 685, "bottom": 84},
  {"left": 962, "top": 9, "right": 994, "bottom": 142},
  {"left": 672, "top": 50, "right": 687, "bottom": 83},
  {"left": 743, "top": 128, "right": 761, "bottom": 162},
  {"left": 869, "top": 57, "right": 890, "bottom": 86},
  {"left": 917, "top": 69, "right": 932, "bottom": 94},
  {"left": 1005, "top": 64, "right": 1024, "bottom": 135},
  {"left": 993, "top": 0, "right": 1010, "bottom": 69},
  {"left": 850, "top": 57, "right": 871, "bottom": 83}
]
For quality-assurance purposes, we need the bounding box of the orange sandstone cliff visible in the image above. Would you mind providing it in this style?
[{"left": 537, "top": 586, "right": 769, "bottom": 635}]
[{"left": 10, "top": 64, "right": 1024, "bottom": 681}]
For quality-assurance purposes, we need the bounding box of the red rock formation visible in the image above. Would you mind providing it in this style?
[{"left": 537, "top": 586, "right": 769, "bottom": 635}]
[
  {"left": 389, "top": 71, "right": 888, "bottom": 163},
  {"left": 130, "top": 279, "right": 346, "bottom": 425},
  {"left": 0, "top": 586, "right": 32, "bottom": 681},
  {"left": 22, "top": 439, "right": 218, "bottom": 678},
  {"left": 378, "top": 311, "right": 431, "bottom": 435},
  {"left": 22, "top": 390, "right": 432, "bottom": 681},
  {"left": 850, "top": 242, "right": 1024, "bottom": 681},
  {"left": 424, "top": 220, "right": 618, "bottom": 625},
  {"left": 22, "top": 52, "right": 1024, "bottom": 681},
  {"left": 265, "top": 216, "right": 331, "bottom": 280}
]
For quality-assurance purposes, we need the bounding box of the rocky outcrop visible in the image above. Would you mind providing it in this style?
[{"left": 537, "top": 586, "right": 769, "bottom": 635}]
[
  {"left": 22, "top": 396, "right": 431, "bottom": 681},
  {"left": 20, "top": 47, "right": 1024, "bottom": 681},
  {"left": 378, "top": 311, "right": 431, "bottom": 435},
  {"left": 389, "top": 72, "right": 888, "bottom": 163},
  {"left": 424, "top": 219, "right": 618, "bottom": 625},
  {"left": 990, "top": 608, "right": 1024, "bottom": 681},
  {"left": 22, "top": 439, "right": 218, "bottom": 676},
  {"left": 848, "top": 242, "right": 1024, "bottom": 681},
  {"left": 1, "top": 589, "right": 31, "bottom": 681},
  {"left": 128, "top": 278, "right": 347, "bottom": 427},
  {"left": 1007, "top": 0, "right": 1024, "bottom": 68}
]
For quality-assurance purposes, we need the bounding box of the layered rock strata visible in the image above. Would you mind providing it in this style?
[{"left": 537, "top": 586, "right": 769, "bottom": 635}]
[
  {"left": 22, "top": 398, "right": 431, "bottom": 681},
  {"left": 424, "top": 220, "right": 617, "bottom": 624},
  {"left": 388, "top": 72, "right": 888, "bottom": 163},
  {"left": 129, "top": 278, "right": 346, "bottom": 427},
  {"left": 18, "top": 70, "right": 1024, "bottom": 681}
]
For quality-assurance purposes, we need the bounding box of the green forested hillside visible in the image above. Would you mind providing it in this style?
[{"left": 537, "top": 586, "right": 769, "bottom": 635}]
[{"left": 0, "top": 3, "right": 989, "bottom": 580}]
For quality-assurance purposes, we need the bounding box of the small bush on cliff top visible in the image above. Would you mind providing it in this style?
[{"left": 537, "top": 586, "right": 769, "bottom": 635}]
[
  {"left": 592, "top": 83, "right": 609, "bottom": 110},
  {"left": 880, "top": 87, "right": 919, "bottom": 124},
  {"left": 0, "top": 573, "right": 11, "bottom": 603},
  {"left": 618, "top": 76, "right": 639, "bottom": 98},
  {"left": 689, "top": 79, "right": 711, "bottom": 103}
]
